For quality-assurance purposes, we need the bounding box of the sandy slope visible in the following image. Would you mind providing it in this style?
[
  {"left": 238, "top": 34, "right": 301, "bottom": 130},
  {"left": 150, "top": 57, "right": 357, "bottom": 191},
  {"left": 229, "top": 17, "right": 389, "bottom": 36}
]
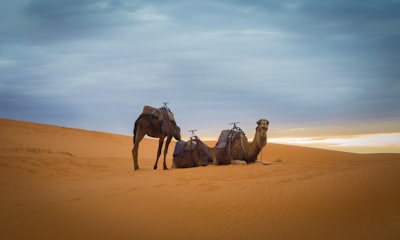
[{"left": 1, "top": 118, "right": 400, "bottom": 240}]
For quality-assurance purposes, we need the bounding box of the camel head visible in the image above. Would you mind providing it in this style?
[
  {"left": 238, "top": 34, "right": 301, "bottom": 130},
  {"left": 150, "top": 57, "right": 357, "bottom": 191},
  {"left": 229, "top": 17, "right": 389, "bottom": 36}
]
[
  {"left": 174, "top": 125, "right": 181, "bottom": 141},
  {"left": 255, "top": 119, "right": 269, "bottom": 148}
]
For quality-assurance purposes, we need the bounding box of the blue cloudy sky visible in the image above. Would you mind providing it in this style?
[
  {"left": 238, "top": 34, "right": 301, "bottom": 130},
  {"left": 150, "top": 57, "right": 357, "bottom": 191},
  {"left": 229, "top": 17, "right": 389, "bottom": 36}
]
[{"left": 1, "top": 0, "right": 400, "bottom": 151}]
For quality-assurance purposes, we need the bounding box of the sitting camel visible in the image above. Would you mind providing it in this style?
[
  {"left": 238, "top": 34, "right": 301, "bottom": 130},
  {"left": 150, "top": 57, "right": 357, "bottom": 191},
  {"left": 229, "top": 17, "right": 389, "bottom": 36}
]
[
  {"left": 172, "top": 130, "right": 212, "bottom": 168},
  {"left": 212, "top": 119, "right": 269, "bottom": 165}
]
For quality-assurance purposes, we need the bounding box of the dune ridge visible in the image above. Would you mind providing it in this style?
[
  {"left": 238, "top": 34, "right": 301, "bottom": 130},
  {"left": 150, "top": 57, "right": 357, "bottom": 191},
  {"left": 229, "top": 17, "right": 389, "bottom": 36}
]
[{"left": 1, "top": 118, "right": 400, "bottom": 240}]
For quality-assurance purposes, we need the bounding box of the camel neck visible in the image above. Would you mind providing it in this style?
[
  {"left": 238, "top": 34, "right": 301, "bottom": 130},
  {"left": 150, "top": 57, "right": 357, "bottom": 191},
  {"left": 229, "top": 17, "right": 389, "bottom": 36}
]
[{"left": 246, "top": 130, "right": 266, "bottom": 161}]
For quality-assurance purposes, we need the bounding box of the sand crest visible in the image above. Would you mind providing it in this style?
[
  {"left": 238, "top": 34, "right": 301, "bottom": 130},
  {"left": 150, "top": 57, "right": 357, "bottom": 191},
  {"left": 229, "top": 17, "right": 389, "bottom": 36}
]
[{"left": 1, "top": 118, "right": 400, "bottom": 240}]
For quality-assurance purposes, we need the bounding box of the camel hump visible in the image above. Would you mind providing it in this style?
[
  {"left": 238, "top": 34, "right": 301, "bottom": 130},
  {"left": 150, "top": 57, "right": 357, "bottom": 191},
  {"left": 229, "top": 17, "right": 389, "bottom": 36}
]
[
  {"left": 141, "top": 105, "right": 176, "bottom": 123},
  {"left": 141, "top": 105, "right": 178, "bottom": 136},
  {"left": 142, "top": 105, "right": 161, "bottom": 119}
]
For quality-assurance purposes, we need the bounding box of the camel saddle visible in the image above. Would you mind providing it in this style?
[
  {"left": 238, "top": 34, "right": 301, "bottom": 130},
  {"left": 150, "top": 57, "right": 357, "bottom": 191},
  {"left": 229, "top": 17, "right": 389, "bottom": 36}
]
[
  {"left": 142, "top": 105, "right": 176, "bottom": 135},
  {"left": 215, "top": 129, "right": 243, "bottom": 149},
  {"left": 173, "top": 140, "right": 198, "bottom": 157}
]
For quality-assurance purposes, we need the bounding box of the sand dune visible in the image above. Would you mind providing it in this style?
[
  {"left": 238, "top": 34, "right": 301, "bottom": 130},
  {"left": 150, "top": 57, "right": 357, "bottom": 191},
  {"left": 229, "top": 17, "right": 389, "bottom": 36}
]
[{"left": 1, "top": 118, "right": 400, "bottom": 240}]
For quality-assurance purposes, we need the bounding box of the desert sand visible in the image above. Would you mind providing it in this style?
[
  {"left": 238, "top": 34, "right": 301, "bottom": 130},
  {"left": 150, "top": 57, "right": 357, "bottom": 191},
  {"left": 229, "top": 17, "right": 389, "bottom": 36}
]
[{"left": 1, "top": 118, "right": 400, "bottom": 240}]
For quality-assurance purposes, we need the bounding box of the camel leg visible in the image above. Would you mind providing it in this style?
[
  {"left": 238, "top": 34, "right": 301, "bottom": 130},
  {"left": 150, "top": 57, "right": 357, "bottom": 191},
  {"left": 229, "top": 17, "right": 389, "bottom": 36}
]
[
  {"left": 213, "top": 149, "right": 220, "bottom": 165},
  {"left": 162, "top": 135, "right": 172, "bottom": 170},
  {"left": 154, "top": 137, "right": 165, "bottom": 170},
  {"left": 132, "top": 130, "right": 145, "bottom": 171}
]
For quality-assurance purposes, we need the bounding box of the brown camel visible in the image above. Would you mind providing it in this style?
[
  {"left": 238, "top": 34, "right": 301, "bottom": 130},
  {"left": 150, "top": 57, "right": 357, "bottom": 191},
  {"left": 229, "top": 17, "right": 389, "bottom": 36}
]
[
  {"left": 131, "top": 105, "right": 181, "bottom": 170},
  {"left": 212, "top": 119, "right": 269, "bottom": 165},
  {"left": 172, "top": 135, "right": 212, "bottom": 168}
]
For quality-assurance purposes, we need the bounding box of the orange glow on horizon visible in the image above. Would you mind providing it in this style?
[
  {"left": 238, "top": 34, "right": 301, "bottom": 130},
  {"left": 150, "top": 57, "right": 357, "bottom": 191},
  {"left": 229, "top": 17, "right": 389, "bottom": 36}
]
[{"left": 269, "top": 132, "right": 400, "bottom": 153}]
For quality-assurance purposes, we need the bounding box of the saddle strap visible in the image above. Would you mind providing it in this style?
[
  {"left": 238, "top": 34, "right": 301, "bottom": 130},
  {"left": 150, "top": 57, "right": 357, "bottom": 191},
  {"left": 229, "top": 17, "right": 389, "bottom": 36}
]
[
  {"left": 189, "top": 140, "right": 196, "bottom": 167},
  {"left": 227, "top": 131, "right": 245, "bottom": 161}
]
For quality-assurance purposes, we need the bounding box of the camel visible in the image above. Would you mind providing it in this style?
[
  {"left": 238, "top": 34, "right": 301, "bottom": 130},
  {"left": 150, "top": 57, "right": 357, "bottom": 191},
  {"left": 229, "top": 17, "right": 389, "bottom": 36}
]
[
  {"left": 131, "top": 104, "right": 181, "bottom": 170},
  {"left": 212, "top": 119, "right": 269, "bottom": 165},
  {"left": 172, "top": 131, "right": 212, "bottom": 168}
]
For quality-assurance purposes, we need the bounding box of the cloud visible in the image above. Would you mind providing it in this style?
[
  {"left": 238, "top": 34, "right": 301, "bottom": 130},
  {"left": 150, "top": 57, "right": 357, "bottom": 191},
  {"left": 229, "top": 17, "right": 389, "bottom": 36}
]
[
  {"left": 132, "top": 6, "right": 168, "bottom": 21},
  {"left": 0, "top": 58, "right": 17, "bottom": 67},
  {"left": 0, "top": 0, "right": 399, "bottom": 138}
]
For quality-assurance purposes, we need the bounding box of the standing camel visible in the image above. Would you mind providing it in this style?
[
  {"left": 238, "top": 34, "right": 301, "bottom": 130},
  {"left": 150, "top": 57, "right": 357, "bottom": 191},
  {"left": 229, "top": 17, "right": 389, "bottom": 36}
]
[
  {"left": 172, "top": 130, "right": 212, "bottom": 168},
  {"left": 213, "top": 119, "right": 269, "bottom": 165},
  {"left": 131, "top": 104, "right": 181, "bottom": 170}
]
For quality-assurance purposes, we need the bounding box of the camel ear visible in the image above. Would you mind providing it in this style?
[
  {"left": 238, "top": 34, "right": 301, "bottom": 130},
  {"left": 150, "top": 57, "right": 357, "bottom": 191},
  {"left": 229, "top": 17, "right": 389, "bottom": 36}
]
[{"left": 257, "top": 120, "right": 261, "bottom": 125}]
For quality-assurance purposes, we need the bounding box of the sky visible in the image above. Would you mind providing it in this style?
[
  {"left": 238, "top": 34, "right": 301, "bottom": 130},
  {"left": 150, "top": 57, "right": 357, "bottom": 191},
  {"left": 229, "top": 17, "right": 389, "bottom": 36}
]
[{"left": 1, "top": 0, "right": 400, "bottom": 152}]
